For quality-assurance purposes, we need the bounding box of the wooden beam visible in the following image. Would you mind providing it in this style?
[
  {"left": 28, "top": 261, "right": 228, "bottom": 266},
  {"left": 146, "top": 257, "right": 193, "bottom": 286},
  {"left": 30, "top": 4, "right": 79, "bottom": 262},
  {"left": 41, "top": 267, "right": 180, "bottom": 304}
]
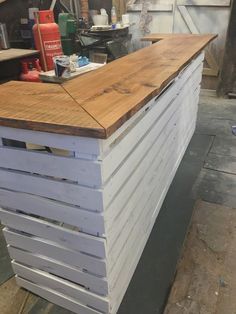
[
  {"left": 113, "top": 0, "right": 127, "bottom": 19},
  {"left": 178, "top": 5, "right": 219, "bottom": 76},
  {"left": 217, "top": 0, "right": 236, "bottom": 95},
  {"left": 177, "top": 0, "right": 231, "bottom": 6},
  {"left": 204, "top": 49, "right": 219, "bottom": 76},
  {"left": 127, "top": 4, "right": 173, "bottom": 12},
  {"left": 178, "top": 5, "right": 199, "bottom": 33}
]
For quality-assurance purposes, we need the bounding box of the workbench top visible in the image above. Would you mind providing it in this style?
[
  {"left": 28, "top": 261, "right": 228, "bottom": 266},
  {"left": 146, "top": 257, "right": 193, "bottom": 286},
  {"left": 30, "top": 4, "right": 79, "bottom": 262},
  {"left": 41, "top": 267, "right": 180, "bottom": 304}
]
[
  {"left": 0, "top": 48, "right": 39, "bottom": 62},
  {"left": 0, "top": 34, "right": 216, "bottom": 139}
]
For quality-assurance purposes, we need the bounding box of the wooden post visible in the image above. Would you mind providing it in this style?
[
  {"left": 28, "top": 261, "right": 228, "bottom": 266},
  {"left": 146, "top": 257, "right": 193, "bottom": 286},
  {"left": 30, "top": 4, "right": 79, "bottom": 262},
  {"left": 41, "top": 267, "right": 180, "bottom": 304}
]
[
  {"left": 112, "top": 0, "right": 127, "bottom": 20},
  {"left": 35, "top": 11, "right": 48, "bottom": 72},
  {"left": 217, "top": 0, "right": 236, "bottom": 96}
]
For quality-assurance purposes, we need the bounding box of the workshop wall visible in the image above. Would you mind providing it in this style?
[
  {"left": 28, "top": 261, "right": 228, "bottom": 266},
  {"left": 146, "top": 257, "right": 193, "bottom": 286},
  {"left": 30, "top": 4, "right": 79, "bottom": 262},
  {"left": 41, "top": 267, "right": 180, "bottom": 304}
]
[
  {"left": 89, "top": 0, "right": 112, "bottom": 17},
  {"left": 0, "top": 0, "right": 51, "bottom": 40}
]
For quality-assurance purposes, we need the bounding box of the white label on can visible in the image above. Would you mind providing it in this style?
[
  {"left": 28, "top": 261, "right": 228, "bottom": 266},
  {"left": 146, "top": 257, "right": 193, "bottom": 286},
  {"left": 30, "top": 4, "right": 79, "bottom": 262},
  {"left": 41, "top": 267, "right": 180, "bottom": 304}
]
[{"left": 44, "top": 40, "right": 62, "bottom": 51}]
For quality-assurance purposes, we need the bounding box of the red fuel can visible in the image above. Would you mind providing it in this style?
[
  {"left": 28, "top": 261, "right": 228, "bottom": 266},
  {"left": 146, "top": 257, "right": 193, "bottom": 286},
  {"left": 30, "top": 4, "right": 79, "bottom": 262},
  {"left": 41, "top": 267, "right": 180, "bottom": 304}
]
[{"left": 33, "top": 10, "right": 63, "bottom": 71}]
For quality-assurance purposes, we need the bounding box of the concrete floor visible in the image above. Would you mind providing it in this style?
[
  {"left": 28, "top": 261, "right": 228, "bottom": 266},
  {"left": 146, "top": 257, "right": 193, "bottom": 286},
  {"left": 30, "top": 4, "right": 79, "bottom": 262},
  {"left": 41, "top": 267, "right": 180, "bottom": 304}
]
[
  {"left": 165, "top": 200, "right": 236, "bottom": 314},
  {"left": 0, "top": 90, "right": 236, "bottom": 314}
]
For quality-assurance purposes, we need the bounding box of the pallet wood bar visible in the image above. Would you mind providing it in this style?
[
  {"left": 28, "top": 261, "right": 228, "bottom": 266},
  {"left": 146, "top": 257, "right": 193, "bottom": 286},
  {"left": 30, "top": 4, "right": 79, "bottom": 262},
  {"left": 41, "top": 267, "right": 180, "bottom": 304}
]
[
  {"left": 0, "top": 34, "right": 215, "bottom": 314},
  {"left": 0, "top": 34, "right": 216, "bottom": 138}
]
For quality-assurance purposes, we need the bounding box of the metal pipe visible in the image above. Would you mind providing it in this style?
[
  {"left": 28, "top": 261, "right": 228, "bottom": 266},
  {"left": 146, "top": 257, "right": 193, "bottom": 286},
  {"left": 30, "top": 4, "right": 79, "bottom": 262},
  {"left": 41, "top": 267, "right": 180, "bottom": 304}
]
[{"left": 50, "top": 0, "right": 57, "bottom": 11}]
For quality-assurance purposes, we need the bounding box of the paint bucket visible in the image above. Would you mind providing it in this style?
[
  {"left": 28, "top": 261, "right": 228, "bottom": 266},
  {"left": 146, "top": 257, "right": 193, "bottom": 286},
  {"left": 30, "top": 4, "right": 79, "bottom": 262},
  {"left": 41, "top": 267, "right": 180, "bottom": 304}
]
[
  {"left": 122, "top": 14, "right": 130, "bottom": 26},
  {"left": 53, "top": 55, "right": 71, "bottom": 78}
]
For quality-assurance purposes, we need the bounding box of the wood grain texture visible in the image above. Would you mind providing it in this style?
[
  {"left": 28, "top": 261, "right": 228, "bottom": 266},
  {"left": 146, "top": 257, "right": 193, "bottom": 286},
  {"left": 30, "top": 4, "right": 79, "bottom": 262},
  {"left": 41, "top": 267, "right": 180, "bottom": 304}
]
[
  {"left": 65, "top": 34, "right": 215, "bottom": 137},
  {"left": 0, "top": 81, "right": 105, "bottom": 138},
  {"left": 141, "top": 33, "right": 217, "bottom": 42},
  {"left": 0, "top": 49, "right": 39, "bottom": 62},
  {"left": 0, "top": 34, "right": 216, "bottom": 138}
]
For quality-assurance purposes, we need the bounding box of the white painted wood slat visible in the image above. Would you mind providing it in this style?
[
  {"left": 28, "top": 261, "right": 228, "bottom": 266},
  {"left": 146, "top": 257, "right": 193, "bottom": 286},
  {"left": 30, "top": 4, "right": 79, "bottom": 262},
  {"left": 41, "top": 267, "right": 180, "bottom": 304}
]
[
  {"left": 0, "top": 126, "right": 101, "bottom": 156},
  {"left": 16, "top": 276, "right": 104, "bottom": 314},
  {"left": 101, "top": 52, "right": 203, "bottom": 154},
  {"left": 106, "top": 90, "right": 199, "bottom": 250},
  {"left": 102, "top": 70, "right": 202, "bottom": 214},
  {"left": 12, "top": 262, "right": 109, "bottom": 313},
  {"left": 101, "top": 59, "right": 203, "bottom": 183},
  {"left": 103, "top": 76, "right": 201, "bottom": 230},
  {"left": 108, "top": 104, "right": 198, "bottom": 288},
  {"left": 107, "top": 104, "right": 198, "bottom": 274},
  {"left": 0, "top": 147, "right": 102, "bottom": 187},
  {"left": 8, "top": 246, "right": 108, "bottom": 295},
  {"left": 4, "top": 228, "right": 107, "bottom": 277},
  {"left": 110, "top": 122, "right": 196, "bottom": 314},
  {"left": 0, "top": 208, "right": 106, "bottom": 258},
  {"left": 0, "top": 189, "right": 105, "bottom": 235},
  {"left": 0, "top": 170, "right": 104, "bottom": 211}
]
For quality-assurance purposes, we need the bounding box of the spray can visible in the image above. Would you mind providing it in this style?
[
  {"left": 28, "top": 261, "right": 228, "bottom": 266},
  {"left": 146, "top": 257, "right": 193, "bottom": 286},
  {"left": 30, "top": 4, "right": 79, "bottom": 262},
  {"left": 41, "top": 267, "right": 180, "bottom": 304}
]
[{"left": 111, "top": 6, "right": 117, "bottom": 25}]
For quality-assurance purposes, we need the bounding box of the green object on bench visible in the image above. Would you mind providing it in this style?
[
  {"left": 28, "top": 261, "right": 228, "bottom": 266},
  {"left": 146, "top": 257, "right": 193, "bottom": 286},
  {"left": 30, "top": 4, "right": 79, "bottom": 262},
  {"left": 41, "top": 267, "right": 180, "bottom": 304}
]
[{"left": 58, "top": 13, "right": 77, "bottom": 55}]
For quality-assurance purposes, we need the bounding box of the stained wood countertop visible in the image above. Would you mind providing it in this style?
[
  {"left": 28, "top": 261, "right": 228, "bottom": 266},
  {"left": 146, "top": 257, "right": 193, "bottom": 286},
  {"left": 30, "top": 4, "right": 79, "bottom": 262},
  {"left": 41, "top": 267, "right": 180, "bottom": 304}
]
[{"left": 0, "top": 34, "right": 216, "bottom": 139}]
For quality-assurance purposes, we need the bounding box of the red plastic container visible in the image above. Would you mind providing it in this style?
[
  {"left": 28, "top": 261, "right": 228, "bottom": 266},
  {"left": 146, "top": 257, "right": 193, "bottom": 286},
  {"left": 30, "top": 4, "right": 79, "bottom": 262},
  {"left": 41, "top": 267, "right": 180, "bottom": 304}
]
[
  {"left": 20, "top": 58, "right": 42, "bottom": 82},
  {"left": 33, "top": 10, "right": 63, "bottom": 71}
]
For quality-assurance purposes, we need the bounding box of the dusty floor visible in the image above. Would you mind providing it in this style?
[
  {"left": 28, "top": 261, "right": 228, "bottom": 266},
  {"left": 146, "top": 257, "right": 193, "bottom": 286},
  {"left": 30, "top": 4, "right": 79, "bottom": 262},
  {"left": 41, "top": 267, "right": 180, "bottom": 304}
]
[
  {"left": 164, "top": 90, "right": 236, "bottom": 314},
  {"left": 164, "top": 200, "right": 236, "bottom": 314},
  {"left": 0, "top": 90, "right": 236, "bottom": 314}
]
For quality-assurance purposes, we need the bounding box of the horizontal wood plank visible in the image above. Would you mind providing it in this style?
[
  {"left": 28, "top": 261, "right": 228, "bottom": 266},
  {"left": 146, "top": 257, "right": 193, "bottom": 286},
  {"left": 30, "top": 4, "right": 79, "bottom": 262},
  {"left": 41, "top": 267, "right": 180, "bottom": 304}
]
[
  {"left": 12, "top": 262, "right": 109, "bottom": 313},
  {"left": 0, "top": 34, "right": 215, "bottom": 138},
  {"left": 104, "top": 75, "right": 201, "bottom": 225},
  {"left": 0, "top": 169, "right": 103, "bottom": 211},
  {"left": 4, "top": 228, "right": 107, "bottom": 277},
  {"left": 0, "top": 146, "right": 102, "bottom": 187},
  {"left": 0, "top": 189, "right": 105, "bottom": 235},
  {"left": 101, "top": 60, "right": 203, "bottom": 185},
  {"left": 100, "top": 52, "right": 204, "bottom": 155},
  {"left": 107, "top": 96, "right": 198, "bottom": 260},
  {"left": 0, "top": 48, "right": 39, "bottom": 62},
  {"left": 0, "top": 126, "right": 101, "bottom": 156},
  {"left": 127, "top": 4, "right": 173, "bottom": 11},
  {"left": 177, "top": 0, "right": 231, "bottom": 6},
  {"left": 9, "top": 246, "right": 108, "bottom": 295},
  {"left": 65, "top": 35, "right": 215, "bottom": 137},
  {"left": 0, "top": 208, "right": 106, "bottom": 258},
  {"left": 0, "top": 82, "right": 105, "bottom": 138},
  {"left": 108, "top": 99, "right": 199, "bottom": 282},
  {"left": 16, "top": 277, "right": 103, "bottom": 314},
  {"left": 110, "top": 121, "right": 196, "bottom": 313}
]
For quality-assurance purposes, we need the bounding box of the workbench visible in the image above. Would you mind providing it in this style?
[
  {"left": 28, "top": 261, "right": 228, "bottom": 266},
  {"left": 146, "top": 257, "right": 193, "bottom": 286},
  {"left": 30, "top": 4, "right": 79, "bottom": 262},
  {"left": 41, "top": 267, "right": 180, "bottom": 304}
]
[
  {"left": 0, "top": 48, "right": 39, "bottom": 63},
  {"left": 0, "top": 34, "right": 216, "bottom": 314},
  {"left": 0, "top": 48, "right": 39, "bottom": 82}
]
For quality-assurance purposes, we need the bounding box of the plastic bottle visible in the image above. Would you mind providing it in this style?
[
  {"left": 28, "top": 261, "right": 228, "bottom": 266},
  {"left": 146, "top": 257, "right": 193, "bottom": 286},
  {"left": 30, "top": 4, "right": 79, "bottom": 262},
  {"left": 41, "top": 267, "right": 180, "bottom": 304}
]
[{"left": 111, "top": 6, "right": 117, "bottom": 25}]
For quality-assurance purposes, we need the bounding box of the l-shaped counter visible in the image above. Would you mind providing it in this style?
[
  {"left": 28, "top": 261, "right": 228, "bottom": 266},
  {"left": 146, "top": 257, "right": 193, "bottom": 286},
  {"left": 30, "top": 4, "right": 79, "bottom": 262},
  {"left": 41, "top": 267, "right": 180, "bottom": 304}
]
[{"left": 0, "top": 34, "right": 216, "bottom": 314}]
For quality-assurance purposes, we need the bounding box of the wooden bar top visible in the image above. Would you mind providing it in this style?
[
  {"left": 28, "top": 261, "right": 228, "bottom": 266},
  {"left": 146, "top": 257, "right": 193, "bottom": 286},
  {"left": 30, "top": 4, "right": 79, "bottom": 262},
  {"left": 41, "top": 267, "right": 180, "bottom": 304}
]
[
  {"left": 0, "top": 34, "right": 216, "bottom": 139},
  {"left": 141, "top": 33, "right": 203, "bottom": 42}
]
